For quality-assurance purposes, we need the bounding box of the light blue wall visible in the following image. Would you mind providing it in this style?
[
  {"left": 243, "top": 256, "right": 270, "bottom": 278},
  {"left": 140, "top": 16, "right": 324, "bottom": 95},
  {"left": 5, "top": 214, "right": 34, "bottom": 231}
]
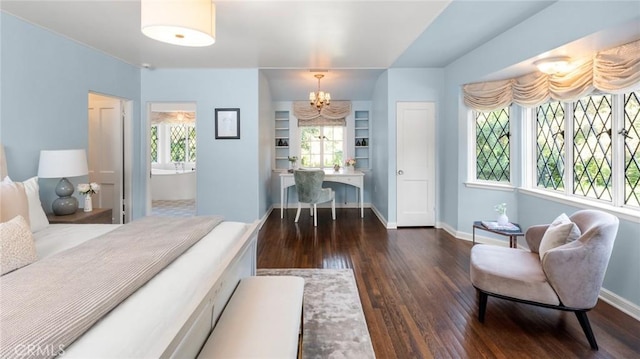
[
  {"left": 371, "top": 72, "right": 389, "bottom": 221},
  {"left": 442, "top": 1, "right": 640, "bottom": 306},
  {"left": 258, "top": 72, "right": 274, "bottom": 219},
  {"left": 0, "top": 13, "right": 141, "bottom": 212},
  {"left": 141, "top": 69, "right": 261, "bottom": 223},
  {"left": 385, "top": 68, "right": 444, "bottom": 224}
]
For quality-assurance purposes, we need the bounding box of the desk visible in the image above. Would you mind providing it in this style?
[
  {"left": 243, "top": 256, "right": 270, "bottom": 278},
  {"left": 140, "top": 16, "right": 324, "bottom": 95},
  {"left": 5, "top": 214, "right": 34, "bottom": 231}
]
[
  {"left": 472, "top": 221, "right": 524, "bottom": 248},
  {"left": 280, "top": 169, "right": 365, "bottom": 218}
]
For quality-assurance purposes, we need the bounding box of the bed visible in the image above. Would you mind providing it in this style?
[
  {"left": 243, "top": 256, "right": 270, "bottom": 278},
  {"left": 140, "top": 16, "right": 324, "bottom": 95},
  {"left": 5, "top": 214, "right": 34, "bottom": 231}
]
[{"left": 0, "top": 146, "right": 258, "bottom": 358}]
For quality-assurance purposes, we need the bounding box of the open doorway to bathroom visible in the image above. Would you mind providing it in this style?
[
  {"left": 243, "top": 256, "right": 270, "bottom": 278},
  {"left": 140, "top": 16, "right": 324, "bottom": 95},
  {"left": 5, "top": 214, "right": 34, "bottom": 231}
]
[{"left": 148, "top": 102, "right": 197, "bottom": 217}]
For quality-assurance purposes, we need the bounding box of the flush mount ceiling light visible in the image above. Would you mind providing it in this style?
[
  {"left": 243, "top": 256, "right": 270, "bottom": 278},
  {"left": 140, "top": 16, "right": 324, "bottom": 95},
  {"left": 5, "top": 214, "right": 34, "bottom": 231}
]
[
  {"left": 309, "top": 74, "right": 331, "bottom": 111},
  {"left": 141, "top": 0, "right": 216, "bottom": 47},
  {"left": 533, "top": 56, "right": 574, "bottom": 75}
]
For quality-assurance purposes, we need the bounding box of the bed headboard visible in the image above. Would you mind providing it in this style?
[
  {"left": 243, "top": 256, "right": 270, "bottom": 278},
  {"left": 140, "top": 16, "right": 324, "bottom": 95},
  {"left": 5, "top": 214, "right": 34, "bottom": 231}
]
[{"left": 0, "top": 144, "right": 7, "bottom": 179}]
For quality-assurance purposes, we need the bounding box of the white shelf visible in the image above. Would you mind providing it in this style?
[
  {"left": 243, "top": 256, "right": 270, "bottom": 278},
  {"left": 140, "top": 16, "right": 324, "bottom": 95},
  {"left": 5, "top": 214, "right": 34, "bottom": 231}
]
[
  {"left": 353, "top": 110, "right": 370, "bottom": 170},
  {"left": 274, "top": 111, "right": 291, "bottom": 170}
]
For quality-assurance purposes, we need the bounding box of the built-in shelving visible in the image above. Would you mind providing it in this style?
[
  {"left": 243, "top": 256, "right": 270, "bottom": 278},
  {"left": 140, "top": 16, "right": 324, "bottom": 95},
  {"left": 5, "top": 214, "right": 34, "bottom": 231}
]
[
  {"left": 274, "top": 111, "right": 290, "bottom": 171},
  {"left": 354, "top": 110, "right": 370, "bottom": 169}
]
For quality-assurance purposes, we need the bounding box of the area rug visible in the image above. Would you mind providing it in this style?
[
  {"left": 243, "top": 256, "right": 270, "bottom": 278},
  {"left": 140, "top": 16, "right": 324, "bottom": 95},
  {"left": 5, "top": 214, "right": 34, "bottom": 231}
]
[{"left": 257, "top": 268, "right": 376, "bottom": 359}]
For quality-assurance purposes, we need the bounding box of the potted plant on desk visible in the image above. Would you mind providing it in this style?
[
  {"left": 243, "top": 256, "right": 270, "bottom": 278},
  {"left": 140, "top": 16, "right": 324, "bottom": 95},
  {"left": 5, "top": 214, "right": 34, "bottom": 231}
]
[
  {"left": 345, "top": 158, "right": 357, "bottom": 172},
  {"left": 287, "top": 156, "right": 298, "bottom": 173}
]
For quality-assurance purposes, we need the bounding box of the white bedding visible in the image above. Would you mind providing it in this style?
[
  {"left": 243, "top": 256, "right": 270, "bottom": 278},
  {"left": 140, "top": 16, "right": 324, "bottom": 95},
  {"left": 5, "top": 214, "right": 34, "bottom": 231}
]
[{"left": 33, "top": 221, "right": 250, "bottom": 358}]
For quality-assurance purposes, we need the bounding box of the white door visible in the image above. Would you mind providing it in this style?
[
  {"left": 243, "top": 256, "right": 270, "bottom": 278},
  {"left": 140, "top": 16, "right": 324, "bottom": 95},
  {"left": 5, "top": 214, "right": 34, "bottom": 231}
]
[
  {"left": 396, "top": 102, "right": 436, "bottom": 226},
  {"left": 88, "top": 94, "right": 122, "bottom": 224}
]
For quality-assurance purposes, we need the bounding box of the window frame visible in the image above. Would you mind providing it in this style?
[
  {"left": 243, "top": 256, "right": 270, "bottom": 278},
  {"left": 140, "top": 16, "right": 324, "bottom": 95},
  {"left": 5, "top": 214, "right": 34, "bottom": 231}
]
[
  {"left": 466, "top": 107, "right": 515, "bottom": 191},
  {"left": 526, "top": 91, "right": 639, "bottom": 212},
  {"left": 298, "top": 125, "right": 346, "bottom": 169},
  {"left": 153, "top": 123, "right": 197, "bottom": 165}
]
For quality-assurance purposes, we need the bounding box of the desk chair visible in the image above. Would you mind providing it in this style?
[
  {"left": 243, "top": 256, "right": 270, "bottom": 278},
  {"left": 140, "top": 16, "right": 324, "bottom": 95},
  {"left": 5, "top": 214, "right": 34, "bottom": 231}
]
[{"left": 293, "top": 170, "right": 335, "bottom": 227}]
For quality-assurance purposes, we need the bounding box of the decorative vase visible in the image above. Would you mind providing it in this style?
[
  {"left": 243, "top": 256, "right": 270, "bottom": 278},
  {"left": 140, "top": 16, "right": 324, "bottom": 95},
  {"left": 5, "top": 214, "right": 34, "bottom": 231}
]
[
  {"left": 497, "top": 213, "right": 508, "bottom": 226},
  {"left": 346, "top": 166, "right": 354, "bottom": 173},
  {"left": 84, "top": 195, "right": 93, "bottom": 212}
]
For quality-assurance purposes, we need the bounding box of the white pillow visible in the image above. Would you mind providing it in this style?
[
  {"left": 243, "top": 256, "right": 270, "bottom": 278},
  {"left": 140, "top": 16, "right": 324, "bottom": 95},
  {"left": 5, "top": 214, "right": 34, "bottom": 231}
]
[
  {"left": 0, "top": 215, "right": 38, "bottom": 275},
  {"left": 23, "top": 177, "right": 49, "bottom": 232},
  {"left": 0, "top": 179, "right": 30, "bottom": 227},
  {"left": 539, "top": 213, "right": 581, "bottom": 260}
]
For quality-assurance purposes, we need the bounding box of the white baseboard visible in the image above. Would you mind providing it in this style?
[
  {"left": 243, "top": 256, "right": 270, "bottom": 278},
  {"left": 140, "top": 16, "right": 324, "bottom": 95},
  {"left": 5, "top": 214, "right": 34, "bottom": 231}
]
[
  {"left": 258, "top": 206, "right": 274, "bottom": 230},
  {"left": 599, "top": 288, "right": 640, "bottom": 321},
  {"left": 370, "top": 205, "right": 396, "bottom": 229}
]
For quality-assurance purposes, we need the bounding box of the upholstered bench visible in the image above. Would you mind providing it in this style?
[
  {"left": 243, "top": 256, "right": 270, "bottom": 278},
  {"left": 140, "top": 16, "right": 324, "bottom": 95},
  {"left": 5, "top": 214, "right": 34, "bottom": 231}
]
[{"left": 197, "top": 276, "right": 305, "bottom": 359}]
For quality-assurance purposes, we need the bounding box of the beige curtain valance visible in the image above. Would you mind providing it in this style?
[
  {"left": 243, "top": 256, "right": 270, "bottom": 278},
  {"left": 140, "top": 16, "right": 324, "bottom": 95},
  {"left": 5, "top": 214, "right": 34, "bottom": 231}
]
[
  {"left": 293, "top": 101, "right": 351, "bottom": 127},
  {"left": 150, "top": 111, "right": 196, "bottom": 125},
  {"left": 463, "top": 39, "right": 640, "bottom": 111}
]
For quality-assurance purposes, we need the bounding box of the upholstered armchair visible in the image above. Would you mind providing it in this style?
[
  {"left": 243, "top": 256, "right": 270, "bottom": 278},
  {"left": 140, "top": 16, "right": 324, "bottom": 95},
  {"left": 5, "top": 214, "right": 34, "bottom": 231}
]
[
  {"left": 293, "top": 170, "right": 335, "bottom": 227},
  {"left": 470, "top": 209, "right": 619, "bottom": 350}
]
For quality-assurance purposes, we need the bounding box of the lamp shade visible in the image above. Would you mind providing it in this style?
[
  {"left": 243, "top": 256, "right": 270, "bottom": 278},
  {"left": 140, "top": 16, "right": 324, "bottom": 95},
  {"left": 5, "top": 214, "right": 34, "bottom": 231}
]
[
  {"left": 38, "top": 149, "right": 89, "bottom": 178},
  {"left": 141, "top": 0, "right": 216, "bottom": 47}
]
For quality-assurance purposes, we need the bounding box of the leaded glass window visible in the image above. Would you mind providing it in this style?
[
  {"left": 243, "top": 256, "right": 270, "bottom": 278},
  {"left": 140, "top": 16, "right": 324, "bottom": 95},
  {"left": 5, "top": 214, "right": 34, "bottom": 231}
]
[
  {"left": 150, "top": 126, "right": 158, "bottom": 163},
  {"left": 533, "top": 90, "right": 639, "bottom": 208},
  {"left": 624, "top": 91, "right": 640, "bottom": 206},
  {"left": 573, "top": 94, "right": 612, "bottom": 201},
  {"left": 536, "top": 102, "right": 565, "bottom": 190},
  {"left": 475, "top": 108, "right": 510, "bottom": 182}
]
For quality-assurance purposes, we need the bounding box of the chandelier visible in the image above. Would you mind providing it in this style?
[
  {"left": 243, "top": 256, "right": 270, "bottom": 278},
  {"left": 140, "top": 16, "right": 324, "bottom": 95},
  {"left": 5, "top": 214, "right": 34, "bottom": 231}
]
[
  {"left": 309, "top": 74, "right": 331, "bottom": 110},
  {"left": 141, "top": 0, "right": 216, "bottom": 47}
]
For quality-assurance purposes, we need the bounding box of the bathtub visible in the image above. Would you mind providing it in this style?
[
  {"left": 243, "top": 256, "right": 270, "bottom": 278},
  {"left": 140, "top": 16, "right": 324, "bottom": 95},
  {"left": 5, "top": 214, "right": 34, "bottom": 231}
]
[{"left": 151, "top": 168, "right": 196, "bottom": 201}]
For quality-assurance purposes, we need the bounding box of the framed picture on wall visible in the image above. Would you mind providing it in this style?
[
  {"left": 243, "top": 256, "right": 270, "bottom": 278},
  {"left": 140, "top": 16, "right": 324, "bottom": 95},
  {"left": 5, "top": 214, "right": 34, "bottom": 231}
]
[{"left": 215, "top": 108, "right": 240, "bottom": 139}]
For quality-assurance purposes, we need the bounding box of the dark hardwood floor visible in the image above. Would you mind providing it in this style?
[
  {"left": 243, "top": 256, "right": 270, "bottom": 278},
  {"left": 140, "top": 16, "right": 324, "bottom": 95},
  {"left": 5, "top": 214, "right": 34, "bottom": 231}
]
[{"left": 257, "top": 208, "right": 640, "bottom": 359}]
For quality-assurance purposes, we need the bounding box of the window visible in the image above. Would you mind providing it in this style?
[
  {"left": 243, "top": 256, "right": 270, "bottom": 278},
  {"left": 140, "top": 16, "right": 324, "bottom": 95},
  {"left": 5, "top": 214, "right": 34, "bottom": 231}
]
[
  {"left": 534, "top": 91, "right": 639, "bottom": 208},
  {"left": 152, "top": 124, "right": 196, "bottom": 164},
  {"left": 536, "top": 101, "right": 565, "bottom": 190},
  {"left": 150, "top": 126, "right": 158, "bottom": 163},
  {"left": 624, "top": 92, "right": 640, "bottom": 207},
  {"left": 300, "top": 126, "right": 344, "bottom": 168},
  {"left": 474, "top": 108, "right": 510, "bottom": 182}
]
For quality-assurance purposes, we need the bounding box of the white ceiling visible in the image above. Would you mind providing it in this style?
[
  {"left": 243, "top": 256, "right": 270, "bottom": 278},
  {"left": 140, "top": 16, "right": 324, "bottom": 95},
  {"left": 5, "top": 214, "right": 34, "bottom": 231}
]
[{"left": 2, "top": 1, "right": 637, "bottom": 100}]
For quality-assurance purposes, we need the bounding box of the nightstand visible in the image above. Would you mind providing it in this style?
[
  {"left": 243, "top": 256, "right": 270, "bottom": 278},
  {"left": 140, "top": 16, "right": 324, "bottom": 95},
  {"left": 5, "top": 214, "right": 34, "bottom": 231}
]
[{"left": 46, "top": 208, "right": 113, "bottom": 224}]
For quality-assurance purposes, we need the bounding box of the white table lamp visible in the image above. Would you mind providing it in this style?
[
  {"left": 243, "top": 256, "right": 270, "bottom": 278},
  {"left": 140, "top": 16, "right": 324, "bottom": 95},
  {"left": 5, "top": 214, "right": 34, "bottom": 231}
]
[{"left": 38, "top": 149, "right": 89, "bottom": 215}]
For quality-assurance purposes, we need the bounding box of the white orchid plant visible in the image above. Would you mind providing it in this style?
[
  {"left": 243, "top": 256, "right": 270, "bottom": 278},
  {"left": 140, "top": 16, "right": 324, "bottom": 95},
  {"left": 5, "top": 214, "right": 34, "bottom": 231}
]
[
  {"left": 78, "top": 182, "right": 101, "bottom": 196},
  {"left": 494, "top": 202, "right": 507, "bottom": 215}
]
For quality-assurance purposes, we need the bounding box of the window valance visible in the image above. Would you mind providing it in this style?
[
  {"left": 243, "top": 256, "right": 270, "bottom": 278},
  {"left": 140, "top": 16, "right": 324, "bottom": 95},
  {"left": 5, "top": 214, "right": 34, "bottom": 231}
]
[
  {"left": 150, "top": 111, "right": 196, "bottom": 125},
  {"left": 293, "top": 101, "right": 351, "bottom": 127},
  {"left": 463, "top": 39, "right": 640, "bottom": 111}
]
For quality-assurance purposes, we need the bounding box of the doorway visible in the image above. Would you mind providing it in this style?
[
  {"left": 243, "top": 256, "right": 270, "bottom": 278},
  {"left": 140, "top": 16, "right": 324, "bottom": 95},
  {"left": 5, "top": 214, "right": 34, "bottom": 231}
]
[
  {"left": 396, "top": 102, "right": 436, "bottom": 226},
  {"left": 147, "top": 102, "right": 197, "bottom": 217},
  {"left": 87, "top": 92, "right": 132, "bottom": 224}
]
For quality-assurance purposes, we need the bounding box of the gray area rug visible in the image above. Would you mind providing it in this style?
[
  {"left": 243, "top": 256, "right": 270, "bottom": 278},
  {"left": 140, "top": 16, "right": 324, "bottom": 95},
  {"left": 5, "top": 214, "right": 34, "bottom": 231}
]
[{"left": 257, "top": 268, "right": 376, "bottom": 359}]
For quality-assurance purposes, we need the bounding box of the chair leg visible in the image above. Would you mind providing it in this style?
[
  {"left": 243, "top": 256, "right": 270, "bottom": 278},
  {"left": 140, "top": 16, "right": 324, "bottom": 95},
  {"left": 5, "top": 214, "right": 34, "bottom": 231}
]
[
  {"left": 478, "top": 291, "right": 488, "bottom": 323},
  {"left": 313, "top": 204, "right": 317, "bottom": 227},
  {"left": 575, "top": 311, "right": 598, "bottom": 350},
  {"left": 295, "top": 202, "right": 301, "bottom": 223},
  {"left": 331, "top": 197, "right": 336, "bottom": 220},
  {"left": 309, "top": 204, "right": 313, "bottom": 216}
]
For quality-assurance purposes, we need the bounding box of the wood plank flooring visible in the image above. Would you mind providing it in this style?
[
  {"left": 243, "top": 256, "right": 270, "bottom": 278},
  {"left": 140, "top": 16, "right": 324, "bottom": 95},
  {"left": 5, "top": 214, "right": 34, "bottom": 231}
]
[{"left": 257, "top": 208, "right": 640, "bottom": 359}]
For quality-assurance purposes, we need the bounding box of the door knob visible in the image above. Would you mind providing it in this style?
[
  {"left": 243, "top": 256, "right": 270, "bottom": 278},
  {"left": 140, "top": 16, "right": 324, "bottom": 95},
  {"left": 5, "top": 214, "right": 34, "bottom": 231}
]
[{"left": 398, "top": 170, "right": 404, "bottom": 175}]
